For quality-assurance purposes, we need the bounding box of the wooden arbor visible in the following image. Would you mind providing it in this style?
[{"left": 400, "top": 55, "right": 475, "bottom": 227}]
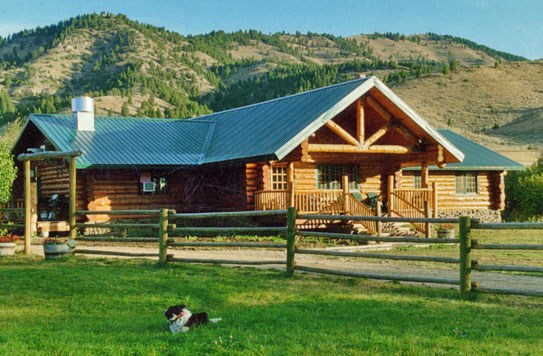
[{"left": 17, "top": 150, "right": 81, "bottom": 255}]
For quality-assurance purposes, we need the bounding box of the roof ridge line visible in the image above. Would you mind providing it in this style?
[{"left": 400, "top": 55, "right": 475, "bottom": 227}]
[
  {"left": 187, "top": 77, "right": 371, "bottom": 121},
  {"left": 199, "top": 120, "right": 216, "bottom": 164},
  {"left": 31, "top": 113, "right": 215, "bottom": 123}
]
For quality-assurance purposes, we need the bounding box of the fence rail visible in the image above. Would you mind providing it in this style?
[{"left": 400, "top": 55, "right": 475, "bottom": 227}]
[{"left": 10, "top": 206, "right": 543, "bottom": 300}]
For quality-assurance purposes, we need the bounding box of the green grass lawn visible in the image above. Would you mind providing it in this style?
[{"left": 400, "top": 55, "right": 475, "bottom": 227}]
[{"left": 1, "top": 256, "right": 543, "bottom": 355}]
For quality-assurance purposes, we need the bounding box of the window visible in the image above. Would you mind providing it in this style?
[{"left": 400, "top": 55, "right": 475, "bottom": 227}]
[
  {"left": 140, "top": 173, "right": 168, "bottom": 195},
  {"left": 455, "top": 173, "right": 478, "bottom": 195},
  {"left": 317, "top": 165, "right": 359, "bottom": 191},
  {"left": 413, "top": 172, "right": 421, "bottom": 189},
  {"left": 271, "top": 166, "right": 287, "bottom": 190}
]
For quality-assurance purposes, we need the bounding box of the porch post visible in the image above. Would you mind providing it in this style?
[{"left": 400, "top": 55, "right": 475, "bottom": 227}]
[
  {"left": 342, "top": 175, "right": 349, "bottom": 214},
  {"left": 421, "top": 162, "right": 429, "bottom": 188},
  {"left": 387, "top": 175, "right": 394, "bottom": 215},
  {"left": 23, "top": 160, "right": 31, "bottom": 255},
  {"left": 286, "top": 162, "right": 295, "bottom": 208},
  {"left": 432, "top": 182, "right": 438, "bottom": 218},
  {"left": 69, "top": 156, "right": 77, "bottom": 239}
]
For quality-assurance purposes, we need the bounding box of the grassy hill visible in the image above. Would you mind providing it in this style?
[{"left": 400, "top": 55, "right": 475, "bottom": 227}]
[{"left": 0, "top": 12, "right": 539, "bottom": 156}]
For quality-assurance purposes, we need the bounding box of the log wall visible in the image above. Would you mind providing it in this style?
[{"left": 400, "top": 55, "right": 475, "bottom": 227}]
[{"left": 401, "top": 170, "right": 499, "bottom": 210}]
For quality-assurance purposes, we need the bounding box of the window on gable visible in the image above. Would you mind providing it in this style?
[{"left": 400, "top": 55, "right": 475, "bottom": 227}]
[
  {"left": 271, "top": 166, "right": 287, "bottom": 190},
  {"left": 455, "top": 172, "right": 478, "bottom": 195},
  {"left": 317, "top": 165, "right": 359, "bottom": 191}
]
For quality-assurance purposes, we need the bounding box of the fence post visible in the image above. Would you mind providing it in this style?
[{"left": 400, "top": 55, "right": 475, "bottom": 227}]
[
  {"left": 286, "top": 206, "right": 296, "bottom": 276},
  {"left": 158, "top": 208, "right": 169, "bottom": 265},
  {"left": 459, "top": 216, "right": 472, "bottom": 299},
  {"left": 424, "top": 201, "right": 431, "bottom": 238},
  {"left": 69, "top": 156, "right": 77, "bottom": 240}
]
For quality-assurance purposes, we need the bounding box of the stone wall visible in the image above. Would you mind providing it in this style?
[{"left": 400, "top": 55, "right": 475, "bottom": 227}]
[{"left": 437, "top": 209, "right": 502, "bottom": 223}]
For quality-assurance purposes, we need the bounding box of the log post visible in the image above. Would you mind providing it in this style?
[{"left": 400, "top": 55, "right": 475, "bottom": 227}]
[
  {"left": 342, "top": 175, "right": 349, "bottom": 214},
  {"left": 376, "top": 201, "right": 382, "bottom": 237},
  {"left": 69, "top": 156, "right": 77, "bottom": 239},
  {"left": 432, "top": 182, "right": 438, "bottom": 218},
  {"left": 357, "top": 98, "right": 364, "bottom": 143},
  {"left": 421, "top": 162, "right": 429, "bottom": 188},
  {"left": 459, "top": 216, "right": 472, "bottom": 299},
  {"left": 387, "top": 175, "right": 394, "bottom": 215},
  {"left": 286, "top": 162, "right": 295, "bottom": 208},
  {"left": 158, "top": 208, "right": 169, "bottom": 265},
  {"left": 286, "top": 206, "right": 296, "bottom": 277},
  {"left": 424, "top": 201, "right": 431, "bottom": 238},
  {"left": 24, "top": 160, "right": 31, "bottom": 255}
]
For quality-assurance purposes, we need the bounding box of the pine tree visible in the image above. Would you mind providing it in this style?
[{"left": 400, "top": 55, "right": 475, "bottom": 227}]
[{"left": 121, "top": 102, "right": 129, "bottom": 116}]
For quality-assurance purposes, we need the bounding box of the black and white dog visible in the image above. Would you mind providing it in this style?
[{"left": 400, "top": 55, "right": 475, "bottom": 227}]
[{"left": 164, "top": 305, "right": 221, "bottom": 333}]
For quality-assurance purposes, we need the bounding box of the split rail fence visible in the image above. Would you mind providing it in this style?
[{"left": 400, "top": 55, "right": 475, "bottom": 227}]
[{"left": 11, "top": 205, "right": 543, "bottom": 299}]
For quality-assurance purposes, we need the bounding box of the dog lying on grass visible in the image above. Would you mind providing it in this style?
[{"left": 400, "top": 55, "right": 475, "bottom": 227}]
[{"left": 164, "top": 305, "right": 221, "bottom": 333}]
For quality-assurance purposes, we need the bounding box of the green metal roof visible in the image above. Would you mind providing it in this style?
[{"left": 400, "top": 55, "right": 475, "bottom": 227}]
[
  {"left": 15, "top": 77, "right": 467, "bottom": 168},
  {"left": 403, "top": 129, "right": 525, "bottom": 171},
  {"left": 25, "top": 114, "right": 213, "bottom": 168}
]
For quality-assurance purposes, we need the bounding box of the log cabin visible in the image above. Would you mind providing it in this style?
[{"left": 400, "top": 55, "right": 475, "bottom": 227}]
[{"left": 9, "top": 76, "right": 523, "bottom": 234}]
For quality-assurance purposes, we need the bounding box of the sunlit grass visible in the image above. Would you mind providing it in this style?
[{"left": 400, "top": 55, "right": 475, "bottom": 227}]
[{"left": 1, "top": 256, "right": 542, "bottom": 355}]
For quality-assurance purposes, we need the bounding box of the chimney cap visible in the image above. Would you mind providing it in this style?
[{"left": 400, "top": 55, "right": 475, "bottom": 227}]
[{"left": 72, "top": 97, "right": 94, "bottom": 113}]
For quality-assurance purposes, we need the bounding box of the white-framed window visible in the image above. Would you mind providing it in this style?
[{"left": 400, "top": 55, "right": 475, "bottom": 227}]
[
  {"left": 271, "top": 166, "right": 287, "bottom": 190},
  {"left": 413, "top": 172, "right": 421, "bottom": 189},
  {"left": 317, "top": 165, "right": 359, "bottom": 191},
  {"left": 455, "top": 172, "right": 478, "bottom": 195}
]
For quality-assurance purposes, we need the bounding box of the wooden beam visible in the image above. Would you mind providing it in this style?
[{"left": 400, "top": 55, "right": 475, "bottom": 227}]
[
  {"left": 286, "top": 162, "right": 295, "bottom": 207},
  {"left": 364, "top": 121, "right": 395, "bottom": 147},
  {"left": 365, "top": 96, "right": 391, "bottom": 122},
  {"left": 396, "top": 124, "right": 421, "bottom": 146},
  {"left": 357, "top": 98, "right": 364, "bottom": 143},
  {"left": 307, "top": 144, "right": 409, "bottom": 154},
  {"left": 69, "top": 156, "right": 77, "bottom": 239},
  {"left": 325, "top": 119, "right": 360, "bottom": 146},
  {"left": 18, "top": 150, "right": 81, "bottom": 162}
]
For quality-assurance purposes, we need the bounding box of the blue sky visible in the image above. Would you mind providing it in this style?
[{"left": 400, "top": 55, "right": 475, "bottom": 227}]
[{"left": 1, "top": 0, "right": 542, "bottom": 59}]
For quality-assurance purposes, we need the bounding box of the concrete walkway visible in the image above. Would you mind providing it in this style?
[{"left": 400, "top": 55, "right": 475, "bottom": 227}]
[{"left": 31, "top": 244, "right": 543, "bottom": 294}]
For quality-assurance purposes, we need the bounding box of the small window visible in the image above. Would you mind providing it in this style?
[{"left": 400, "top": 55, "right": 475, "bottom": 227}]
[
  {"left": 455, "top": 173, "right": 478, "bottom": 195},
  {"left": 271, "top": 166, "right": 287, "bottom": 190},
  {"left": 140, "top": 173, "right": 168, "bottom": 195},
  {"left": 317, "top": 165, "right": 359, "bottom": 191},
  {"left": 413, "top": 172, "right": 421, "bottom": 189}
]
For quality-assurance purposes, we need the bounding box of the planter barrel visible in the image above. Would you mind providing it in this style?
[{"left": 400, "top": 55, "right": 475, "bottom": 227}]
[
  {"left": 438, "top": 229, "right": 455, "bottom": 239},
  {"left": 44, "top": 244, "right": 71, "bottom": 259},
  {"left": 0, "top": 242, "right": 16, "bottom": 256}
]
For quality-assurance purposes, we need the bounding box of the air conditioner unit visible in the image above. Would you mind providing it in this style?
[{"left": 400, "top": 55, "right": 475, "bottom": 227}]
[{"left": 142, "top": 182, "right": 156, "bottom": 192}]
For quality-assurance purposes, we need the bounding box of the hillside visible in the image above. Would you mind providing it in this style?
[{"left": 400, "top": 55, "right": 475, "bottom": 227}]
[{"left": 0, "top": 12, "right": 539, "bottom": 158}]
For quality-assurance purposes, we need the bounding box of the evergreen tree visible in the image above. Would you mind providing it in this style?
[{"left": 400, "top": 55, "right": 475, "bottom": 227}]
[{"left": 121, "top": 102, "right": 129, "bottom": 116}]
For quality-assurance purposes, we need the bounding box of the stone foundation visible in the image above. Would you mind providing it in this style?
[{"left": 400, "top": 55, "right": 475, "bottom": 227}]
[{"left": 437, "top": 209, "right": 502, "bottom": 223}]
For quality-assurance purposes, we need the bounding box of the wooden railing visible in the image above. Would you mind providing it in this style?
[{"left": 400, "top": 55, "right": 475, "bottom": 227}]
[
  {"left": 254, "top": 190, "right": 287, "bottom": 211},
  {"left": 294, "top": 190, "right": 343, "bottom": 214},
  {"left": 392, "top": 188, "right": 433, "bottom": 215},
  {"left": 0, "top": 200, "right": 24, "bottom": 223},
  {"left": 390, "top": 191, "right": 427, "bottom": 233},
  {"left": 345, "top": 194, "right": 376, "bottom": 233}
]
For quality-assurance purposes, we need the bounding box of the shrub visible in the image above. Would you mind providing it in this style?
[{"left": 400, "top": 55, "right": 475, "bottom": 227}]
[
  {"left": 504, "top": 156, "right": 543, "bottom": 221},
  {"left": 0, "top": 143, "right": 17, "bottom": 203}
]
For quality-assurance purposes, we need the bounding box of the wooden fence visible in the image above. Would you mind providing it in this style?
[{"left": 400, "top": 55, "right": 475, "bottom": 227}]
[{"left": 11, "top": 206, "right": 543, "bottom": 299}]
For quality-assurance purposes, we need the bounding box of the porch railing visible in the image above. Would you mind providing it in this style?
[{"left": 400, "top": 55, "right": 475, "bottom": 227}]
[
  {"left": 254, "top": 190, "right": 287, "bottom": 211},
  {"left": 345, "top": 194, "right": 377, "bottom": 233},
  {"left": 294, "top": 190, "right": 343, "bottom": 214}
]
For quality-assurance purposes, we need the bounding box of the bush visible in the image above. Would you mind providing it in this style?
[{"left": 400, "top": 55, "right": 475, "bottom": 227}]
[
  {"left": 504, "top": 156, "right": 543, "bottom": 221},
  {"left": 0, "top": 143, "right": 17, "bottom": 203}
]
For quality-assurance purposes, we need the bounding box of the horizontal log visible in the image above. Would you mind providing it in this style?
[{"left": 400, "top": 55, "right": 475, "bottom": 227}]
[
  {"left": 472, "top": 263, "right": 543, "bottom": 273},
  {"left": 0, "top": 208, "right": 24, "bottom": 212},
  {"left": 307, "top": 144, "right": 409, "bottom": 154},
  {"left": 74, "top": 249, "right": 158, "bottom": 257},
  {"left": 296, "top": 249, "right": 460, "bottom": 263},
  {"left": 171, "top": 210, "right": 287, "bottom": 219},
  {"left": 472, "top": 243, "right": 543, "bottom": 250},
  {"left": 172, "top": 227, "right": 287, "bottom": 234},
  {"left": 297, "top": 231, "right": 460, "bottom": 244},
  {"left": 473, "top": 286, "right": 543, "bottom": 298},
  {"left": 168, "top": 257, "right": 286, "bottom": 265},
  {"left": 75, "top": 223, "right": 160, "bottom": 229},
  {"left": 472, "top": 222, "right": 543, "bottom": 230},
  {"left": 76, "top": 237, "right": 160, "bottom": 242},
  {"left": 18, "top": 150, "right": 81, "bottom": 161},
  {"left": 168, "top": 241, "right": 287, "bottom": 248},
  {"left": 0, "top": 223, "right": 25, "bottom": 228},
  {"left": 294, "top": 265, "right": 460, "bottom": 285},
  {"left": 76, "top": 210, "right": 161, "bottom": 216},
  {"left": 297, "top": 214, "right": 462, "bottom": 224}
]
